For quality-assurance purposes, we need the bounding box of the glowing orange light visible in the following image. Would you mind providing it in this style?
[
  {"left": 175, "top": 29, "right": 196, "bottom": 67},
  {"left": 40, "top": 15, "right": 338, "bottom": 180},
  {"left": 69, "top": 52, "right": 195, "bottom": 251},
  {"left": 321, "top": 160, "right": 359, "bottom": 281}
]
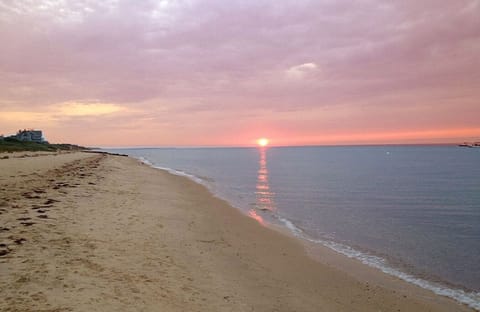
[
  {"left": 248, "top": 209, "right": 265, "bottom": 225},
  {"left": 257, "top": 138, "right": 269, "bottom": 147}
]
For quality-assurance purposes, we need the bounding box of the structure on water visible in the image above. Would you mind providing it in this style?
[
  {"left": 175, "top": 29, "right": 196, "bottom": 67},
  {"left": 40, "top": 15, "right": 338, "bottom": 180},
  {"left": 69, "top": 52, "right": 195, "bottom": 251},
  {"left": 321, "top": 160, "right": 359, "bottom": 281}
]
[{"left": 458, "top": 141, "right": 480, "bottom": 148}]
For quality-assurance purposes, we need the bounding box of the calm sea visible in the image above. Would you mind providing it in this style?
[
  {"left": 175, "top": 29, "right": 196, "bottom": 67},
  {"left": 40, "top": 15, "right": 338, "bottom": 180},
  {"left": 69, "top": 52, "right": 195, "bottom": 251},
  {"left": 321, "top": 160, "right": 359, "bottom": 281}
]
[{"left": 105, "top": 146, "right": 480, "bottom": 309}]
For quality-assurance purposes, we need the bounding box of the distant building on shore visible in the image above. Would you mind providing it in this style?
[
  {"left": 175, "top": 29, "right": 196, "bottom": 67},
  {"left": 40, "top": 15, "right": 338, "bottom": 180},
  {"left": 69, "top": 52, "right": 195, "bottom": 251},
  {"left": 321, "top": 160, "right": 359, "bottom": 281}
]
[{"left": 14, "top": 129, "right": 45, "bottom": 143}]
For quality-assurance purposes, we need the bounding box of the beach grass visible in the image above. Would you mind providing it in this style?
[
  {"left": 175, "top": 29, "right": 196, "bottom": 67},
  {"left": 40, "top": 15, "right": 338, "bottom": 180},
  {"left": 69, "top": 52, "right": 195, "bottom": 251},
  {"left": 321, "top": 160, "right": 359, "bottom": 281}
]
[{"left": 0, "top": 137, "right": 85, "bottom": 153}]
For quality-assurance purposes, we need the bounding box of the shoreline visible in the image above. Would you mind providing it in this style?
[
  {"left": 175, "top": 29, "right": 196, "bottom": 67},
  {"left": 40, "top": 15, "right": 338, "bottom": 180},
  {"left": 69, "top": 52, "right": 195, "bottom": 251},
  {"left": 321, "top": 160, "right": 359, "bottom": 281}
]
[
  {"left": 0, "top": 152, "right": 474, "bottom": 311},
  {"left": 135, "top": 154, "right": 480, "bottom": 310}
]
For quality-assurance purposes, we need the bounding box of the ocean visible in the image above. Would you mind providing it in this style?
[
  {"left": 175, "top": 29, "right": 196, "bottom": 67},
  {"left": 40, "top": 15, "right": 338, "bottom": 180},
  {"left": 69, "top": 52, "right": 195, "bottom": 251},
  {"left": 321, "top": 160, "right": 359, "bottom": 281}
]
[{"left": 105, "top": 145, "right": 480, "bottom": 309}]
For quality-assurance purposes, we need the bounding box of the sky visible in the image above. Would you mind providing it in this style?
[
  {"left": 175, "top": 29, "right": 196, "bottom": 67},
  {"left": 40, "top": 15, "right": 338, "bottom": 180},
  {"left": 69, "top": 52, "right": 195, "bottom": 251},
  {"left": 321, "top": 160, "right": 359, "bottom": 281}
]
[{"left": 0, "top": 0, "right": 479, "bottom": 147}]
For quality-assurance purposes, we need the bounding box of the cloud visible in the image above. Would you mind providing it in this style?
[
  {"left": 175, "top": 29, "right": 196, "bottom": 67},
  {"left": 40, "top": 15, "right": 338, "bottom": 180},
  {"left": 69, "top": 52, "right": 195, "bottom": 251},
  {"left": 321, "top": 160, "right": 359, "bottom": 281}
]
[
  {"left": 0, "top": 0, "right": 479, "bottom": 145},
  {"left": 285, "top": 62, "right": 318, "bottom": 79},
  {"left": 55, "top": 102, "right": 126, "bottom": 117},
  {"left": 0, "top": 101, "right": 128, "bottom": 126},
  {"left": 0, "top": 111, "right": 55, "bottom": 124}
]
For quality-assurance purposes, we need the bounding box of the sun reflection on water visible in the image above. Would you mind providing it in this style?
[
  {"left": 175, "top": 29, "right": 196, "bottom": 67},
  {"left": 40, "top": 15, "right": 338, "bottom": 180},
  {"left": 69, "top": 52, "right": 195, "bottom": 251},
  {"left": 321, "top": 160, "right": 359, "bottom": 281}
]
[{"left": 249, "top": 147, "right": 276, "bottom": 225}]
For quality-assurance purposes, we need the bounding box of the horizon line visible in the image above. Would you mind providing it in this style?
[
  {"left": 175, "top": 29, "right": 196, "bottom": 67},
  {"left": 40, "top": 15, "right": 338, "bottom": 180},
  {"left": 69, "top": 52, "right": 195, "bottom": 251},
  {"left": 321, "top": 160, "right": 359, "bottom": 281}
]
[{"left": 94, "top": 142, "right": 469, "bottom": 149}]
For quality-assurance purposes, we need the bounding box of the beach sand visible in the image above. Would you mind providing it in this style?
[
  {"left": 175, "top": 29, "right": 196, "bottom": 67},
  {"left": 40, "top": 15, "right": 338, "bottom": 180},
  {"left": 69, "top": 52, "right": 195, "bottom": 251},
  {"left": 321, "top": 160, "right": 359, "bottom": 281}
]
[{"left": 0, "top": 152, "right": 473, "bottom": 311}]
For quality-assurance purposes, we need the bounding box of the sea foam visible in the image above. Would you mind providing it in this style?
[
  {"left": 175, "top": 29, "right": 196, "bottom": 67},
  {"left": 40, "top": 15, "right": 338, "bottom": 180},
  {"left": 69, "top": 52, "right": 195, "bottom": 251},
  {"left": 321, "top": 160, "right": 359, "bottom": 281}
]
[
  {"left": 138, "top": 156, "right": 205, "bottom": 185},
  {"left": 276, "top": 215, "right": 480, "bottom": 311}
]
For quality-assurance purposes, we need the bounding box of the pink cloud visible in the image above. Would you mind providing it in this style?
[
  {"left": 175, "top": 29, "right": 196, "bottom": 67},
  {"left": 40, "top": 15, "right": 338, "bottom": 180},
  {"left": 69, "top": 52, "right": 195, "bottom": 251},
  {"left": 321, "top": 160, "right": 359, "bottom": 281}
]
[{"left": 0, "top": 0, "right": 479, "bottom": 146}]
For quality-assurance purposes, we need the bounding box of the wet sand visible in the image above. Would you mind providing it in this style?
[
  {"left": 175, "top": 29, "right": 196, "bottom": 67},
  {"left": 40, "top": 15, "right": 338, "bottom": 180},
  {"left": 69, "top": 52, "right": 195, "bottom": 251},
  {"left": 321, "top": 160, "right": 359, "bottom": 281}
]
[{"left": 0, "top": 153, "right": 473, "bottom": 311}]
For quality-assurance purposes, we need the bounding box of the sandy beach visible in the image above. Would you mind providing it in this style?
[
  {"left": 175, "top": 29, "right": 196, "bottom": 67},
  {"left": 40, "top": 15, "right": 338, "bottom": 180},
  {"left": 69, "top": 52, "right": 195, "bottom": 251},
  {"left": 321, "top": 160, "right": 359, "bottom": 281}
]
[{"left": 0, "top": 152, "right": 473, "bottom": 311}]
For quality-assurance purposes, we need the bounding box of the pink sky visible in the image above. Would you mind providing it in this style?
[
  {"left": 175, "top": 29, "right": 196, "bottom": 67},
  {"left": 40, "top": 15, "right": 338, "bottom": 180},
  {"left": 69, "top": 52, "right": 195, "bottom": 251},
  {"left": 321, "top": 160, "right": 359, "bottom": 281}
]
[{"left": 1, "top": 0, "right": 479, "bottom": 147}]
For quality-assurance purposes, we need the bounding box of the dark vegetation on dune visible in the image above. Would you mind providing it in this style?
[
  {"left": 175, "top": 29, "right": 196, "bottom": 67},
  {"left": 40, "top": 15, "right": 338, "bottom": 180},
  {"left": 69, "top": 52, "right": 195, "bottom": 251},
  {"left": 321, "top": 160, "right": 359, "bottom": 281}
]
[{"left": 0, "top": 137, "right": 86, "bottom": 153}]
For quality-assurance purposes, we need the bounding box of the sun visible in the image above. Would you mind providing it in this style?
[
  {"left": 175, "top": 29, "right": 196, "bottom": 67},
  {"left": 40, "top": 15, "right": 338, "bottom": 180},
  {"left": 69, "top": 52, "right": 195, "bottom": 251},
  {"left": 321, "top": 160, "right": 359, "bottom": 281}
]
[{"left": 257, "top": 138, "right": 269, "bottom": 147}]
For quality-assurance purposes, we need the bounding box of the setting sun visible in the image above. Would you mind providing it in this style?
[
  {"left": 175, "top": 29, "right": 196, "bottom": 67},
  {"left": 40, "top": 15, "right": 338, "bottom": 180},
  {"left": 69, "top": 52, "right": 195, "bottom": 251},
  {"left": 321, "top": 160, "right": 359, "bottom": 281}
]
[{"left": 257, "top": 138, "right": 269, "bottom": 147}]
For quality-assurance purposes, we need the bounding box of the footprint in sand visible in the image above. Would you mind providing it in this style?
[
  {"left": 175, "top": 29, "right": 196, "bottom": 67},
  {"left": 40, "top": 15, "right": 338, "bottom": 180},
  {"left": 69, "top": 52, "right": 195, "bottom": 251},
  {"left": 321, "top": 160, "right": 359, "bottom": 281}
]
[
  {"left": 22, "top": 192, "right": 41, "bottom": 199},
  {"left": 44, "top": 199, "right": 59, "bottom": 205},
  {"left": 13, "top": 238, "right": 26, "bottom": 245},
  {"left": 31, "top": 205, "right": 52, "bottom": 210},
  {"left": 0, "top": 243, "right": 10, "bottom": 256}
]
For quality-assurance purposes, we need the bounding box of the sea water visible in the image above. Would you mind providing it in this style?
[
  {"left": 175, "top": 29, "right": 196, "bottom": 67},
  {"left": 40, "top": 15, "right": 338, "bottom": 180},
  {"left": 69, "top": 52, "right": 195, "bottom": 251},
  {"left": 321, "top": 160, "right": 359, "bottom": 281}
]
[{"left": 105, "top": 146, "right": 480, "bottom": 309}]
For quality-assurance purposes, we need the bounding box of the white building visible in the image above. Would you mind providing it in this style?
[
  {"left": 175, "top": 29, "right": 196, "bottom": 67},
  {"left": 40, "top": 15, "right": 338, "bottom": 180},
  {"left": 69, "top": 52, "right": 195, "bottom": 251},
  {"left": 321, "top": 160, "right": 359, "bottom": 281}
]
[{"left": 15, "top": 129, "right": 45, "bottom": 143}]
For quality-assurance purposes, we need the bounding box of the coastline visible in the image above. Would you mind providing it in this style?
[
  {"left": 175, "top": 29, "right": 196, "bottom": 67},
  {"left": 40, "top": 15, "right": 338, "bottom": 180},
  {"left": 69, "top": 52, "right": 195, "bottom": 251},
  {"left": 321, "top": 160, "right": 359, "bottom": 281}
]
[
  {"left": 134, "top": 150, "right": 480, "bottom": 309},
  {"left": 0, "top": 152, "right": 474, "bottom": 311}
]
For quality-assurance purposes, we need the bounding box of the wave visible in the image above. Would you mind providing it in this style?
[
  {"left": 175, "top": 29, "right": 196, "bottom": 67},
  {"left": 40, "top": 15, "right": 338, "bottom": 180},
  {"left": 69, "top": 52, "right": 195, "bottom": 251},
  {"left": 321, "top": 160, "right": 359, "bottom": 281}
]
[
  {"left": 137, "top": 157, "right": 205, "bottom": 185},
  {"left": 136, "top": 155, "right": 480, "bottom": 311},
  {"left": 276, "top": 215, "right": 480, "bottom": 311}
]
